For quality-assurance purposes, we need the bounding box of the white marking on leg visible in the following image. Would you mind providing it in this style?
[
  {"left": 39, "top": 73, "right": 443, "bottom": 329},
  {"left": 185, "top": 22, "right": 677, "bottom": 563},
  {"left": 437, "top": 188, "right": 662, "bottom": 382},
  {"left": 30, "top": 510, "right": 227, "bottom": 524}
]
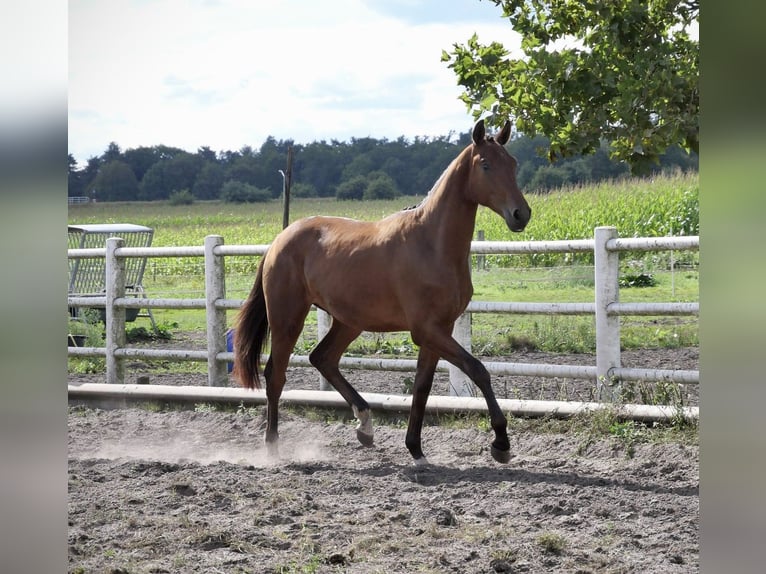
[{"left": 413, "top": 456, "right": 430, "bottom": 467}]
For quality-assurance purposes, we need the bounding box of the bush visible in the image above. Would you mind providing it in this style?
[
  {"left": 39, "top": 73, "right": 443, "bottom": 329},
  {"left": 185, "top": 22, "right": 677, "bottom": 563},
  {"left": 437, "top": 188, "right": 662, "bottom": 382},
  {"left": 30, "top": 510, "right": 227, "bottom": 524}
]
[
  {"left": 168, "top": 189, "right": 195, "bottom": 205},
  {"left": 336, "top": 176, "right": 367, "bottom": 200},
  {"left": 363, "top": 173, "right": 400, "bottom": 200},
  {"left": 221, "top": 180, "right": 272, "bottom": 203}
]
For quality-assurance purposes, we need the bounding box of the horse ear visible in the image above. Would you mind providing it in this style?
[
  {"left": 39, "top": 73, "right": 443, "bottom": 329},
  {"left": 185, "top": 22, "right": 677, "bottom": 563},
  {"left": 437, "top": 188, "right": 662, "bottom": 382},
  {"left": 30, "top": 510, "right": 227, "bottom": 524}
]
[
  {"left": 497, "top": 120, "right": 511, "bottom": 145},
  {"left": 472, "top": 119, "right": 485, "bottom": 145}
]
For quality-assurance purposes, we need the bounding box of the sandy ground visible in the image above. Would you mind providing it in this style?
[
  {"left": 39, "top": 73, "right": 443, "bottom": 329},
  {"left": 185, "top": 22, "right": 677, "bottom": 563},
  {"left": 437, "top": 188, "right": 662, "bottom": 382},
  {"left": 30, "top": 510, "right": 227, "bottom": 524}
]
[
  {"left": 68, "top": 345, "right": 698, "bottom": 573},
  {"left": 68, "top": 406, "right": 698, "bottom": 574}
]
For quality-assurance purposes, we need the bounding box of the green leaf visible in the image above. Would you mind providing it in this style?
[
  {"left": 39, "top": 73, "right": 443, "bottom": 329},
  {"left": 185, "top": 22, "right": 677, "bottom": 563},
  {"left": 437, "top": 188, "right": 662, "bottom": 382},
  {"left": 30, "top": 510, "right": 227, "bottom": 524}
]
[{"left": 443, "top": 0, "right": 698, "bottom": 171}]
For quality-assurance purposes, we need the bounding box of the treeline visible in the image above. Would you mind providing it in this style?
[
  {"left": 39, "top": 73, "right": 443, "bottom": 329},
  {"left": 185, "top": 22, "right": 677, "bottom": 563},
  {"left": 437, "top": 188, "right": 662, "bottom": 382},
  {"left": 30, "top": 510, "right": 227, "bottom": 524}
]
[{"left": 68, "top": 130, "right": 698, "bottom": 203}]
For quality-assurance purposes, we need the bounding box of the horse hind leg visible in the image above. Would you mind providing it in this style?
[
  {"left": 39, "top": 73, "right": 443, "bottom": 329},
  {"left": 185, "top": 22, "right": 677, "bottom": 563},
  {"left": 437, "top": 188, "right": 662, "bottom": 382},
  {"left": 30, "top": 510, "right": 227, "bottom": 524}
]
[
  {"left": 262, "top": 356, "right": 280, "bottom": 457},
  {"left": 308, "top": 319, "right": 373, "bottom": 447},
  {"left": 405, "top": 346, "right": 440, "bottom": 465},
  {"left": 263, "top": 306, "right": 311, "bottom": 458}
]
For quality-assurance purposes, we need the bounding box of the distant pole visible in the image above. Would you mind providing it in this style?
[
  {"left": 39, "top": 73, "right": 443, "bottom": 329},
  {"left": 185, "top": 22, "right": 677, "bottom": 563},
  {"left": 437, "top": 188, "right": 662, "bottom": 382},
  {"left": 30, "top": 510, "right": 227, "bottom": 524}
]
[
  {"left": 475, "top": 230, "right": 486, "bottom": 271},
  {"left": 279, "top": 169, "right": 286, "bottom": 226},
  {"left": 281, "top": 146, "right": 294, "bottom": 229}
]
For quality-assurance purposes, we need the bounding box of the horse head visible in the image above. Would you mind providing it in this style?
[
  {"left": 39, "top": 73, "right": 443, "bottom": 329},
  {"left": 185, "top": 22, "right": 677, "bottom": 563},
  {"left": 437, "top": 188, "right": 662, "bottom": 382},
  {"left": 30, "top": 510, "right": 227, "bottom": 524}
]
[{"left": 467, "top": 119, "right": 531, "bottom": 232}]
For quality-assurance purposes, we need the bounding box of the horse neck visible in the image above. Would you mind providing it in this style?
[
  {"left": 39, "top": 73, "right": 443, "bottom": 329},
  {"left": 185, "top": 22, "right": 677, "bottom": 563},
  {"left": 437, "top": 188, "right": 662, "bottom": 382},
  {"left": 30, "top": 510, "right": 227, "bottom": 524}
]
[{"left": 417, "top": 147, "right": 478, "bottom": 262}]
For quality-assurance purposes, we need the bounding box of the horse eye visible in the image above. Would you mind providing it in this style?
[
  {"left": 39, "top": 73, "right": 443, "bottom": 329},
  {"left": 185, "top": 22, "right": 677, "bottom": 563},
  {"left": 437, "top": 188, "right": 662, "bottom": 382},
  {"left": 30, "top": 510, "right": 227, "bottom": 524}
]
[{"left": 481, "top": 160, "right": 489, "bottom": 171}]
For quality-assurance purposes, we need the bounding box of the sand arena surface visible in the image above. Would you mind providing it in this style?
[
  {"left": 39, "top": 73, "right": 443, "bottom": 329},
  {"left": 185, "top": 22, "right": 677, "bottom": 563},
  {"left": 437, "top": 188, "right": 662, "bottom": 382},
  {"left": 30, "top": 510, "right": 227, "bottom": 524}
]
[{"left": 68, "top": 389, "right": 697, "bottom": 572}]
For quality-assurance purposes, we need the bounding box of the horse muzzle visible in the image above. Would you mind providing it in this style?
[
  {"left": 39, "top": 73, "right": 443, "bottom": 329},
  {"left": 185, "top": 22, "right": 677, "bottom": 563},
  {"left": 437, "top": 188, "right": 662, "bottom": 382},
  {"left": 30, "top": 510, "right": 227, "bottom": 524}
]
[{"left": 503, "top": 205, "right": 531, "bottom": 232}]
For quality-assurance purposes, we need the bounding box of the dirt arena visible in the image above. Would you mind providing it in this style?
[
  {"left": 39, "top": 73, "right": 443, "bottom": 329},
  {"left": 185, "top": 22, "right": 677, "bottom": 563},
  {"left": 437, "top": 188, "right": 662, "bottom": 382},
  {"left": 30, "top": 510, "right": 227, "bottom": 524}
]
[{"left": 68, "top": 347, "right": 698, "bottom": 573}]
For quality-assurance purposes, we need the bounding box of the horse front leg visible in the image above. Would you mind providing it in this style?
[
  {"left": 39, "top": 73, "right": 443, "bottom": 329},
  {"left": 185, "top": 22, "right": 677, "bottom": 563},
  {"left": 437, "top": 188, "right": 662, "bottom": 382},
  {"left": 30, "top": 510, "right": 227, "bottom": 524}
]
[
  {"left": 405, "top": 347, "right": 440, "bottom": 464},
  {"left": 462, "top": 355, "right": 511, "bottom": 463},
  {"left": 415, "top": 329, "right": 511, "bottom": 464}
]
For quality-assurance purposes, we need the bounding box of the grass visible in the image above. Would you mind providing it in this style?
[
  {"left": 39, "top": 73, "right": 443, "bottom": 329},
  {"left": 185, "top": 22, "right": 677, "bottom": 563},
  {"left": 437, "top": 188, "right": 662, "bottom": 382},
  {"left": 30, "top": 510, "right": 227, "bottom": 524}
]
[
  {"left": 69, "top": 171, "right": 698, "bottom": 274},
  {"left": 68, "top": 172, "right": 698, "bottom": 372}
]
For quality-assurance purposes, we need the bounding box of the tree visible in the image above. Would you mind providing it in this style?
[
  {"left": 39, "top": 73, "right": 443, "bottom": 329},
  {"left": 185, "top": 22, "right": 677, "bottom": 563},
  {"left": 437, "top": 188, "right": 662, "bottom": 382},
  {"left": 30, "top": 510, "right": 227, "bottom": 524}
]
[
  {"left": 68, "top": 154, "right": 86, "bottom": 197},
  {"left": 442, "top": 0, "right": 698, "bottom": 173},
  {"left": 225, "top": 155, "right": 260, "bottom": 187},
  {"left": 87, "top": 160, "right": 139, "bottom": 201},
  {"left": 139, "top": 152, "right": 202, "bottom": 200},
  {"left": 295, "top": 141, "right": 345, "bottom": 197},
  {"left": 192, "top": 162, "right": 225, "bottom": 200},
  {"left": 123, "top": 146, "right": 161, "bottom": 182},
  {"left": 196, "top": 146, "right": 217, "bottom": 163},
  {"left": 529, "top": 164, "right": 569, "bottom": 192},
  {"left": 102, "top": 141, "right": 122, "bottom": 163}
]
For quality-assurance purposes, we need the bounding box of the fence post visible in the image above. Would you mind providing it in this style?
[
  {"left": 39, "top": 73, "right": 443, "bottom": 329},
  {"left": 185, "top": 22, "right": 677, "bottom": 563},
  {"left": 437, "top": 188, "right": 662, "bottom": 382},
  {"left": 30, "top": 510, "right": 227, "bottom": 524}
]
[
  {"left": 317, "top": 308, "right": 332, "bottom": 390},
  {"left": 449, "top": 312, "right": 477, "bottom": 397},
  {"left": 205, "top": 235, "right": 228, "bottom": 386},
  {"left": 105, "top": 237, "right": 126, "bottom": 385},
  {"left": 594, "top": 226, "right": 621, "bottom": 401}
]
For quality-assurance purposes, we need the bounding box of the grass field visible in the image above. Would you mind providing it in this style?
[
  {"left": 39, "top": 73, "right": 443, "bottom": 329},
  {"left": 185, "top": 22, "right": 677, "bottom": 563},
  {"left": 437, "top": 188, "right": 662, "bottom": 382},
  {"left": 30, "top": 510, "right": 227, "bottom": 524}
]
[{"left": 68, "top": 171, "right": 698, "bottom": 361}]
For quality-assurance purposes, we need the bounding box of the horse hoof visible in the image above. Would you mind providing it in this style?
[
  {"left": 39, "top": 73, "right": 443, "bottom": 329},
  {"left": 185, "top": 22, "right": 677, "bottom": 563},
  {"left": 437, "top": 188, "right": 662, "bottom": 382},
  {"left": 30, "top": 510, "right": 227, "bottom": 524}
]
[
  {"left": 491, "top": 445, "right": 511, "bottom": 464},
  {"left": 413, "top": 456, "right": 430, "bottom": 467},
  {"left": 356, "top": 429, "right": 374, "bottom": 447}
]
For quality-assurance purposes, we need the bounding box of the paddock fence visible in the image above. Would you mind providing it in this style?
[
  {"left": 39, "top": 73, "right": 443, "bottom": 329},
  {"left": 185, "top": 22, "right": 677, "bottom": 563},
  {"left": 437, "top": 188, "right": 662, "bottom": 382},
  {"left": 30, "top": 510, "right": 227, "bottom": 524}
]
[{"left": 67, "top": 226, "right": 699, "bottom": 413}]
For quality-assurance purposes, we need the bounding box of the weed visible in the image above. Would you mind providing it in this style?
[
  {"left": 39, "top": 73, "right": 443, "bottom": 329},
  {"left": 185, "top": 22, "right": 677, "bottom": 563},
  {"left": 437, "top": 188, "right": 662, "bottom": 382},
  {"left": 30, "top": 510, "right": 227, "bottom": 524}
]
[
  {"left": 536, "top": 531, "right": 568, "bottom": 554},
  {"left": 126, "top": 321, "right": 174, "bottom": 342},
  {"left": 274, "top": 525, "right": 325, "bottom": 574},
  {"left": 139, "top": 401, "right": 164, "bottom": 413},
  {"left": 608, "top": 420, "right": 646, "bottom": 458},
  {"left": 68, "top": 358, "right": 106, "bottom": 374},
  {"left": 490, "top": 549, "right": 517, "bottom": 562},
  {"left": 348, "top": 333, "right": 416, "bottom": 357},
  {"left": 236, "top": 402, "right": 261, "bottom": 417},
  {"left": 622, "top": 379, "right": 687, "bottom": 407},
  {"left": 194, "top": 403, "right": 217, "bottom": 414},
  {"left": 619, "top": 273, "right": 657, "bottom": 288},
  {"left": 530, "top": 316, "right": 596, "bottom": 353}
]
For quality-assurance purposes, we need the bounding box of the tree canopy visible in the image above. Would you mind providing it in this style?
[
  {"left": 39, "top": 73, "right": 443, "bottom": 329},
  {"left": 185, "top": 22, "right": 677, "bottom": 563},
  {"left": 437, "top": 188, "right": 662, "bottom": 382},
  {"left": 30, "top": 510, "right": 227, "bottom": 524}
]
[
  {"left": 442, "top": 0, "right": 699, "bottom": 173},
  {"left": 69, "top": 131, "right": 696, "bottom": 203}
]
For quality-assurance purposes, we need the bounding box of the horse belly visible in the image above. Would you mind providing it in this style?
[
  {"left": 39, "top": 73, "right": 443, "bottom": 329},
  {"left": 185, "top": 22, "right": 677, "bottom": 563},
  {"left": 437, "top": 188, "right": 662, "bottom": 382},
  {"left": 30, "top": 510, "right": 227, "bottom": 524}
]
[{"left": 314, "top": 275, "right": 410, "bottom": 332}]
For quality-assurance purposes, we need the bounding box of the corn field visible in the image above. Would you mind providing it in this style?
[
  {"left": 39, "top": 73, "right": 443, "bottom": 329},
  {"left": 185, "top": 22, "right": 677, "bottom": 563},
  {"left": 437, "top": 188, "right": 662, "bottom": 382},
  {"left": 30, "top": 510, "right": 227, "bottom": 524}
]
[{"left": 68, "top": 170, "right": 698, "bottom": 277}]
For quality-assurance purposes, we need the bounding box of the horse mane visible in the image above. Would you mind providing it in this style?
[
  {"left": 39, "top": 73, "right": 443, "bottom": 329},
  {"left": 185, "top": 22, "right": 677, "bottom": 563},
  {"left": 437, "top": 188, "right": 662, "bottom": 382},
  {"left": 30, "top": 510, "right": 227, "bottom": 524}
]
[{"left": 401, "top": 146, "right": 471, "bottom": 212}]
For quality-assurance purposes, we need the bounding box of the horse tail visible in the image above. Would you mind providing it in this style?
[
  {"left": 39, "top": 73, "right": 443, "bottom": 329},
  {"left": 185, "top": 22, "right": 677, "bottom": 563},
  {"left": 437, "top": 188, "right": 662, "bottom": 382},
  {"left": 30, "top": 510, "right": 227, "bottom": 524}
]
[{"left": 233, "top": 259, "right": 269, "bottom": 390}]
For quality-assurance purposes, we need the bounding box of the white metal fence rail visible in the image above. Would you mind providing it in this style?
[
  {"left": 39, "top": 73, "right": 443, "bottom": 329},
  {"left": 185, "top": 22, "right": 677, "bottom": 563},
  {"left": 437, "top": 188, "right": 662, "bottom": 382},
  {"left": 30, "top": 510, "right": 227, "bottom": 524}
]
[{"left": 67, "top": 226, "right": 699, "bottom": 402}]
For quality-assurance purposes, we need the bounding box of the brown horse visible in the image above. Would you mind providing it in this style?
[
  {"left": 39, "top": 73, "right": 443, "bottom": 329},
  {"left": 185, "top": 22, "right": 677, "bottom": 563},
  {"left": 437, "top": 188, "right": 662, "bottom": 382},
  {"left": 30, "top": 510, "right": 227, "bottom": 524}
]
[{"left": 234, "top": 119, "right": 531, "bottom": 464}]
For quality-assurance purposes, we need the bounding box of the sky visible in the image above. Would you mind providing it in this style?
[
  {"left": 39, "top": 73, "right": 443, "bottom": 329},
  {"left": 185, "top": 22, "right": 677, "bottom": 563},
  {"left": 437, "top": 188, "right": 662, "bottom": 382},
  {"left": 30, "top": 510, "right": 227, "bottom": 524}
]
[{"left": 69, "top": 0, "right": 522, "bottom": 166}]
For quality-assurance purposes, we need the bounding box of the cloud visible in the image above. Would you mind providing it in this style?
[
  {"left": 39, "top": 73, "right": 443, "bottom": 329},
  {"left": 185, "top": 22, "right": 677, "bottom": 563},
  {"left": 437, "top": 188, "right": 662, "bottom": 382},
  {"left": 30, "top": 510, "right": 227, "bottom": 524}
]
[
  {"left": 162, "top": 75, "right": 223, "bottom": 107},
  {"left": 68, "top": 0, "right": 515, "bottom": 164},
  {"left": 361, "top": 0, "right": 504, "bottom": 24}
]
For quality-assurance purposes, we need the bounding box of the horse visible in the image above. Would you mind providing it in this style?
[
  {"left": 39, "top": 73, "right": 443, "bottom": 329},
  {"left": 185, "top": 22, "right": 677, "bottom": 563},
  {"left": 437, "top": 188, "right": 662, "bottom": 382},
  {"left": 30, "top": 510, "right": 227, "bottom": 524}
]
[{"left": 234, "top": 119, "right": 531, "bottom": 464}]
